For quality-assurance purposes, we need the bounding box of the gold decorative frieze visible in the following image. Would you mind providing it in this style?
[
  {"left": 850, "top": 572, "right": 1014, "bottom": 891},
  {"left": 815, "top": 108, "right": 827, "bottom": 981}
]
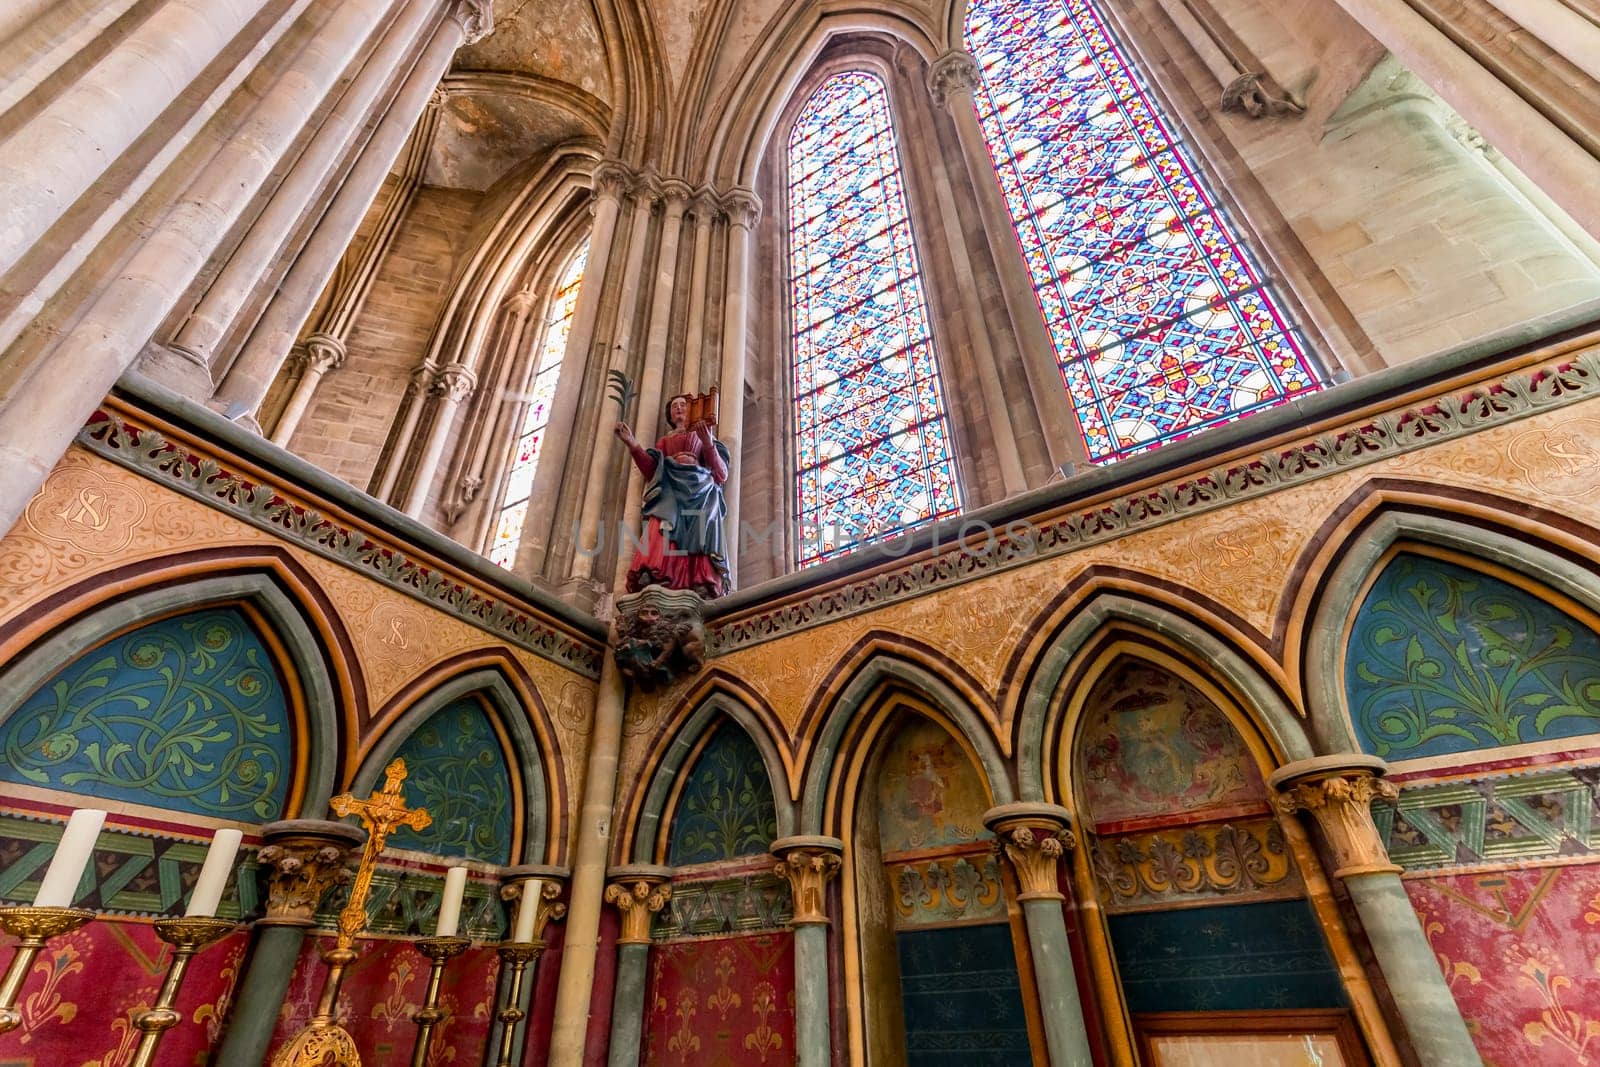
[{"left": 1091, "top": 819, "right": 1301, "bottom": 912}]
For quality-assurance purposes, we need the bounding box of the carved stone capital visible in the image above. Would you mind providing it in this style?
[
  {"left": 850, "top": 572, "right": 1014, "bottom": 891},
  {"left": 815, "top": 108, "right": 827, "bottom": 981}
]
[
  {"left": 504, "top": 289, "right": 538, "bottom": 318},
  {"left": 592, "top": 160, "right": 635, "bottom": 205},
  {"left": 984, "top": 803, "right": 1074, "bottom": 901},
  {"left": 721, "top": 188, "right": 762, "bottom": 231},
  {"left": 405, "top": 364, "right": 437, "bottom": 398},
  {"left": 499, "top": 864, "right": 570, "bottom": 943},
  {"left": 770, "top": 835, "right": 843, "bottom": 925},
  {"left": 928, "top": 50, "right": 981, "bottom": 109},
  {"left": 448, "top": 0, "right": 493, "bottom": 45},
  {"left": 659, "top": 178, "right": 694, "bottom": 218},
  {"left": 256, "top": 820, "right": 365, "bottom": 927},
  {"left": 298, "top": 332, "right": 347, "bottom": 376},
  {"left": 691, "top": 188, "right": 722, "bottom": 224},
  {"left": 604, "top": 865, "right": 674, "bottom": 945},
  {"left": 1271, "top": 756, "right": 1400, "bottom": 879},
  {"left": 430, "top": 363, "right": 477, "bottom": 405}
]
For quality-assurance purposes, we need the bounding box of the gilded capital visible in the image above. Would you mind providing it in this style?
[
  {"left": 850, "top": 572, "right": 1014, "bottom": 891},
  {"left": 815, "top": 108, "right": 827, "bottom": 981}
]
[
  {"left": 1271, "top": 756, "right": 1400, "bottom": 879},
  {"left": 928, "top": 51, "right": 982, "bottom": 109},
  {"left": 722, "top": 188, "right": 762, "bottom": 231},
  {"left": 984, "top": 803, "right": 1074, "bottom": 901},
  {"left": 256, "top": 820, "right": 365, "bottom": 927},
  {"left": 604, "top": 865, "right": 674, "bottom": 945},
  {"left": 771, "top": 835, "right": 843, "bottom": 925},
  {"left": 499, "top": 865, "right": 570, "bottom": 943}
]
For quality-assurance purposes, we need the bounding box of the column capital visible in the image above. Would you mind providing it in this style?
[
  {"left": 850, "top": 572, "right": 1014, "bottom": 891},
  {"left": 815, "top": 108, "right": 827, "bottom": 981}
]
[
  {"left": 928, "top": 50, "right": 982, "bottom": 109},
  {"left": 771, "top": 836, "right": 843, "bottom": 925},
  {"left": 500, "top": 864, "right": 570, "bottom": 942},
  {"left": 984, "top": 803, "right": 1075, "bottom": 901},
  {"left": 430, "top": 362, "right": 477, "bottom": 404},
  {"left": 691, "top": 187, "right": 722, "bottom": 224},
  {"left": 503, "top": 289, "right": 538, "bottom": 318},
  {"left": 256, "top": 820, "right": 365, "bottom": 927},
  {"left": 592, "top": 160, "right": 635, "bottom": 204},
  {"left": 297, "top": 332, "right": 347, "bottom": 375},
  {"left": 1271, "top": 755, "right": 1400, "bottom": 879},
  {"left": 659, "top": 178, "right": 694, "bottom": 217},
  {"left": 448, "top": 0, "right": 494, "bottom": 45},
  {"left": 721, "top": 187, "right": 762, "bottom": 230},
  {"left": 603, "top": 865, "right": 674, "bottom": 945}
]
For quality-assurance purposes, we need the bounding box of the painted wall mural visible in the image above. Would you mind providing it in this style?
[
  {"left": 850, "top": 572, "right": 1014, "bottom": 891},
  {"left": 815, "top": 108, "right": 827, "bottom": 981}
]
[
  {"left": 877, "top": 717, "right": 992, "bottom": 852},
  {"left": 897, "top": 924, "right": 1030, "bottom": 1064},
  {"left": 0, "top": 606, "right": 292, "bottom": 820},
  {"left": 667, "top": 725, "right": 779, "bottom": 866},
  {"left": 1408, "top": 861, "right": 1600, "bottom": 1066},
  {"left": 1079, "top": 661, "right": 1266, "bottom": 831},
  {"left": 641, "top": 933, "right": 795, "bottom": 1065},
  {"left": 1108, "top": 899, "right": 1347, "bottom": 1013},
  {"left": 1346, "top": 552, "right": 1600, "bottom": 761},
  {"left": 386, "top": 696, "right": 516, "bottom": 864}
]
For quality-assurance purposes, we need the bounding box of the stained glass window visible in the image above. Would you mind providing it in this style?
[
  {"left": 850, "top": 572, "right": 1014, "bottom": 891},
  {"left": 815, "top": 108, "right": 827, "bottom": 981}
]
[
  {"left": 964, "top": 0, "right": 1322, "bottom": 462},
  {"left": 788, "top": 71, "right": 962, "bottom": 567},
  {"left": 489, "top": 241, "right": 588, "bottom": 567}
]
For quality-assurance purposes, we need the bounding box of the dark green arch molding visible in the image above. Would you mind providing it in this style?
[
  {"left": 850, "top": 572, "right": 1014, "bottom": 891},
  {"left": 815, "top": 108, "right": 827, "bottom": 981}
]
[
  {"left": 1306, "top": 510, "right": 1600, "bottom": 759},
  {"left": 352, "top": 669, "right": 550, "bottom": 863},
  {"left": 1012, "top": 593, "right": 1314, "bottom": 803},
  {"left": 632, "top": 691, "right": 795, "bottom": 864},
  {"left": 0, "top": 573, "right": 342, "bottom": 815},
  {"left": 797, "top": 655, "right": 1015, "bottom": 836}
]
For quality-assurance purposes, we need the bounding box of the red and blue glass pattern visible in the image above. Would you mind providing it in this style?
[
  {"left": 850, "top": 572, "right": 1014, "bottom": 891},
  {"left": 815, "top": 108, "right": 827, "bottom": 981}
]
[
  {"left": 965, "top": 0, "right": 1322, "bottom": 462},
  {"left": 788, "top": 71, "right": 962, "bottom": 566},
  {"left": 489, "top": 242, "right": 587, "bottom": 567}
]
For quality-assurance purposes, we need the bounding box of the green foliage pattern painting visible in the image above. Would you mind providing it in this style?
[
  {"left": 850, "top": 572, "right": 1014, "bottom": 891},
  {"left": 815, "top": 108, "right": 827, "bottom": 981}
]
[
  {"left": 1346, "top": 553, "right": 1600, "bottom": 760},
  {"left": 0, "top": 607, "right": 291, "bottom": 818},
  {"left": 668, "top": 724, "right": 778, "bottom": 866},
  {"left": 388, "top": 697, "right": 516, "bottom": 864}
]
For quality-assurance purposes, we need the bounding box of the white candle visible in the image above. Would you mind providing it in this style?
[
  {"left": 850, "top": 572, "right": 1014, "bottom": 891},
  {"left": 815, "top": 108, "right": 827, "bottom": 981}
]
[
  {"left": 34, "top": 808, "right": 107, "bottom": 907},
  {"left": 436, "top": 866, "right": 468, "bottom": 937},
  {"left": 185, "top": 828, "right": 244, "bottom": 917},
  {"left": 512, "top": 879, "right": 541, "bottom": 943}
]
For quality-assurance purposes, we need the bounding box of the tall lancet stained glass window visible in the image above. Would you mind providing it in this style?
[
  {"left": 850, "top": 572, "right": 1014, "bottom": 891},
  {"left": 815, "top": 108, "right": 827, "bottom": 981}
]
[
  {"left": 788, "top": 71, "right": 962, "bottom": 567},
  {"left": 488, "top": 241, "right": 588, "bottom": 567},
  {"left": 964, "top": 0, "right": 1322, "bottom": 462}
]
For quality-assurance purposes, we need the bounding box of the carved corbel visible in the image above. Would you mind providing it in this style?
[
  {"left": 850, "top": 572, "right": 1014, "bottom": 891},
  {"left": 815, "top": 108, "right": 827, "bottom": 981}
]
[
  {"left": 770, "top": 836, "right": 844, "bottom": 925},
  {"left": 984, "top": 803, "right": 1075, "bottom": 901},
  {"left": 1271, "top": 756, "right": 1400, "bottom": 879},
  {"left": 256, "top": 820, "right": 365, "bottom": 927},
  {"left": 603, "top": 865, "right": 674, "bottom": 945}
]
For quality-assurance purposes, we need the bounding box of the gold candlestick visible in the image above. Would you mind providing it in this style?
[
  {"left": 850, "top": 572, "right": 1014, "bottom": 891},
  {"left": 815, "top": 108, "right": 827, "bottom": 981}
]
[
  {"left": 128, "top": 916, "right": 237, "bottom": 1067},
  {"left": 0, "top": 906, "right": 95, "bottom": 1033},
  {"left": 492, "top": 941, "right": 545, "bottom": 1067},
  {"left": 409, "top": 935, "right": 469, "bottom": 1067},
  {"left": 272, "top": 759, "right": 432, "bottom": 1067}
]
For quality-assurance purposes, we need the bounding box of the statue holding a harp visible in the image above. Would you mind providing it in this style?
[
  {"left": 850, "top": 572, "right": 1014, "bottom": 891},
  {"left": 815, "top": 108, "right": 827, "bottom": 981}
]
[{"left": 613, "top": 386, "right": 730, "bottom": 598}]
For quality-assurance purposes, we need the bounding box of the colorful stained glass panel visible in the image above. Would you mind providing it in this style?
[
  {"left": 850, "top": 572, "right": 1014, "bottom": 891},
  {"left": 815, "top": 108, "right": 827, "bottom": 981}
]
[
  {"left": 788, "top": 72, "right": 963, "bottom": 565},
  {"left": 965, "top": 0, "right": 1322, "bottom": 462},
  {"left": 489, "top": 241, "right": 588, "bottom": 567}
]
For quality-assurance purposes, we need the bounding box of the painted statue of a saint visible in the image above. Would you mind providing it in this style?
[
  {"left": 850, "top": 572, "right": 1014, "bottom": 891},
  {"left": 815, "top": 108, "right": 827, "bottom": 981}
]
[{"left": 613, "top": 393, "right": 730, "bottom": 598}]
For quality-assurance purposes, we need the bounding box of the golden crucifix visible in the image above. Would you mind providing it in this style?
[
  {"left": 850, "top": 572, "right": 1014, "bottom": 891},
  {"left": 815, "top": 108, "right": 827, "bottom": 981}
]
[{"left": 273, "top": 759, "right": 432, "bottom": 1067}]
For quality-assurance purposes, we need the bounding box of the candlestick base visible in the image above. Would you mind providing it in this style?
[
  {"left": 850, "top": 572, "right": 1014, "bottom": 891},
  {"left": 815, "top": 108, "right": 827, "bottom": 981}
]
[
  {"left": 0, "top": 906, "right": 95, "bottom": 1034},
  {"left": 409, "top": 936, "right": 471, "bottom": 1067},
  {"left": 126, "top": 917, "right": 239, "bottom": 1067},
  {"left": 492, "top": 941, "right": 545, "bottom": 1067}
]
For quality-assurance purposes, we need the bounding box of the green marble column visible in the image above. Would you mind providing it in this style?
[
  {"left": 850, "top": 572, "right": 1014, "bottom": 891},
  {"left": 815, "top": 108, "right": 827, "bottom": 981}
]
[
  {"left": 603, "top": 865, "right": 673, "bottom": 1067},
  {"left": 772, "top": 835, "right": 843, "bottom": 1067}
]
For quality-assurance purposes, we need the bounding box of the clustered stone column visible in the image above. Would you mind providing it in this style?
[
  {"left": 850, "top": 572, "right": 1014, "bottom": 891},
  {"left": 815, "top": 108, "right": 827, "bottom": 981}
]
[
  {"left": 215, "top": 820, "right": 364, "bottom": 1065},
  {"left": 983, "top": 803, "right": 1096, "bottom": 1067},
  {"left": 602, "top": 865, "right": 673, "bottom": 1067},
  {"left": 771, "top": 835, "right": 843, "bottom": 1067},
  {"left": 716, "top": 188, "right": 762, "bottom": 580},
  {"left": 1272, "top": 755, "right": 1480, "bottom": 1067}
]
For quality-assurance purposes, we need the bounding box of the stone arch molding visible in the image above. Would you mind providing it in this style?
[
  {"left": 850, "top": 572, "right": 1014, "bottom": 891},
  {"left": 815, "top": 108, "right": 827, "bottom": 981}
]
[
  {"left": 352, "top": 667, "right": 550, "bottom": 864},
  {"left": 1013, "top": 593, "right": 1315, "bottom": 803},
  {"left": 1303, "top": 508, "right": 1600, "bottom": 757},
  {"left": 798, "top": 652, "right": 1015, "bottom": 836},
  {"left": 0, "top": 573, "right": 342, "bottom": 817},
  {"left": 629, "top": 688, "right": 797, "bottom": 864}
]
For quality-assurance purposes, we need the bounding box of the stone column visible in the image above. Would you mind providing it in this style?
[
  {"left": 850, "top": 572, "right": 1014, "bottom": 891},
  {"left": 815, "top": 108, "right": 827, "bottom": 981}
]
[
  {"left": 603, "top": 866, "right": 673, "bottom": 1067},
  {"left": 399, "top": 363, "right": 477, "bottom": 516},
  {"left": 164, "top": 0, "right": 435, "bottom": 370},
  {"left": 516, "top": 160, "right": 630, "bottom": 577},
  {"left": 269, "top": 333, "right": 347, "bottom": 445},
  {"left": 1272, "top": 756, "right": 1479, "bottom": 1066},
  {"left": 488, "top": 865, "right": 569, "bottom": 1063},
  {"left": 928, "top": 51, "right": 1089, "bottom": 471},
  {"left": 215, "top": 820, "right": 363, "bottom": 1065},
  {"left": 984, "top": 803, "right": 1095, "bottom": 1067},
  {"left": 1484, "top": 0, "right": 1600, "bottom": 90},
  {"left": 454, "top": 289, "right": 539, "bottom": 536},
  {"left": 772, "top": 835, "right": 843, "bottom": 1067},
  {"left": 679, "top": 189, "right": 719, "bottom": 395},
  {"left": 717, "top": 188, "right": 761, "bottom": 582},
  {"left": 213, "top": 0, "right": 494, "bottom": 421},
  {"left": 0, "top": 0, "right": 268, "bottom": 280},
  {"left": 1325, "top": 0, "right": 1600, "bottom": 240}
]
